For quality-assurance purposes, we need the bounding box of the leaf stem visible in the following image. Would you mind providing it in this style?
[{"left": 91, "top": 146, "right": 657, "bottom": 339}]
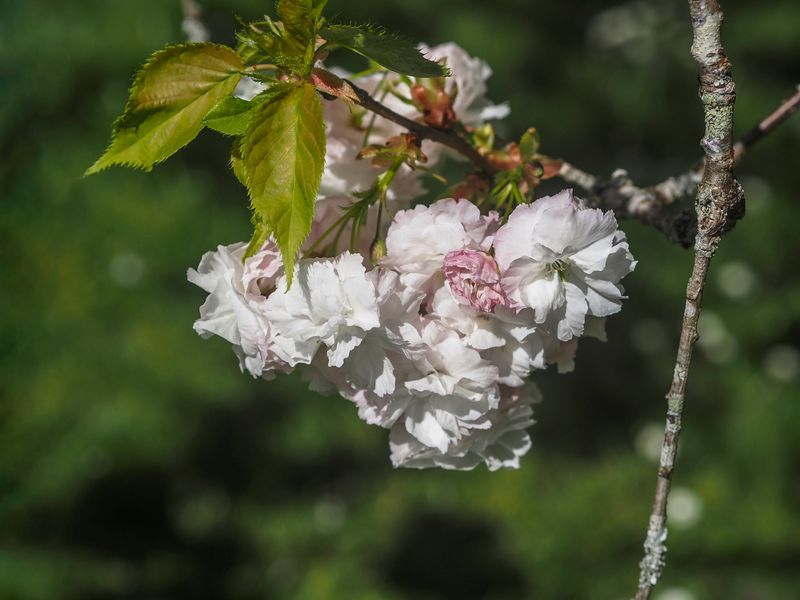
[
  {"left": 246, "top": 63, "right": 278, "bottom": 72},
  {"left": 303, "top": 208, "right": 352, "bottom": 257}
]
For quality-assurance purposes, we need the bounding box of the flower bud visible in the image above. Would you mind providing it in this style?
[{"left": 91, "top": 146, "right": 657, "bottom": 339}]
[{"left": 370, "top": 238, "right": 387, "bottom": 264}]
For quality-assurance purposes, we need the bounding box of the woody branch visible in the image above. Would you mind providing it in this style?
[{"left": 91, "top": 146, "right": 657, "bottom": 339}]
[
  {"left": 633, "top": 1, "right": 745, "bottom": 598},
  {"left": 559, "top": 87, "right": 799, "bottom": 246},
  {"left": 347, "top": 76, "right": 796, "bottom": 246}
]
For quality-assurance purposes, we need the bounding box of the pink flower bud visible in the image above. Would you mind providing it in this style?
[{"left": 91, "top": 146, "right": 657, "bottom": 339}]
[{"left": 443, "top": 250, "right": 508, "bottom": 313}]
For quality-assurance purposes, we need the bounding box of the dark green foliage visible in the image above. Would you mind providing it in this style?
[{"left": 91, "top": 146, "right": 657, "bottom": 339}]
[{"left": 320, "top": 24, "right": 450, "bottom": 77}]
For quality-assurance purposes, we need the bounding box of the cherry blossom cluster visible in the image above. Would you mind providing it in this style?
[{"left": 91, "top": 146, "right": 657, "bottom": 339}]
[{"left": 189, "top": 44, "right": 636, "bottom": 470}]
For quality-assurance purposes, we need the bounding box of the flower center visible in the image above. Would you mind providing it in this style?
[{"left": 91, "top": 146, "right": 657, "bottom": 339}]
[
  {"left": 548, "top": 258, "right": 570, "bottom": 282},
  {"left": 257, "top": 278, "right": 277, "bottom": 298}
]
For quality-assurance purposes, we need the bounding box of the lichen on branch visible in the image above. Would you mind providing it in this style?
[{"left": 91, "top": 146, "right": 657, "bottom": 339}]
[{"left": 633, "top": 1, "right": 745, "bottom": 598}]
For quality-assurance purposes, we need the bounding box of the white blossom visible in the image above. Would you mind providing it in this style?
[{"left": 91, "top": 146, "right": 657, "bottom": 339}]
[
  {"left": 382, "top": 199, "right": 500, "bottom": 295},
  {"left": 424, "top": 42, "right": 510, "bottom": 126},
  {"left": 390, "top": 384, "right": 538, "bottom": 470},
  {"left": 190, "top": 37, "right": 637, "bottom": 471},
  {"left": 187, "top": 241, "right": 299, "bottom": 378},
  {"left": 316, "top": 268, "right": 426, "bottom": 426},
  {"left": 388, "top": 319, "right": 501, "bottom": 453},
  {"left": 320, "top": 97, "right": 426, "bottom": 200},
  {"left": 493, "top": 189, "right": 636, "bottom": 341},
  {"left": 265, "top": 252, "right": 381, "bottom": 368}
]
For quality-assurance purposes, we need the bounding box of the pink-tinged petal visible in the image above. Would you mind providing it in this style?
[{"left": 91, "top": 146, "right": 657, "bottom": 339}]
[
  {"left": 443, "top": 249, "right": 508, "bottom": 313},
  {"left": 382, "top": 198, "right": 495, "bottom": 295},
  {"left": 572, "top": 231, "right": 634, "bottom": 276},
  {"left": 569, "top": 233, "right": 616, "bottom": 273},
  {"left": 493, "top": 191, "right": 577, "bottom": 268},
  {"left": 493, "top": 206, "right": 537, "bottom": 271}
]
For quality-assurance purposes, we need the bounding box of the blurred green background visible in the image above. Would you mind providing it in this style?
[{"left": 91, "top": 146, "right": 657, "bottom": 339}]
[{"left": 2, "top": 1, "right": 799, "bottom": 598}]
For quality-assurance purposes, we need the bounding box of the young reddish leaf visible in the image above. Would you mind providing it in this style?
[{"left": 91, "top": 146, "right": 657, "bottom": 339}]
[
  {"left": 309, "top": 67, "right": 358, "bottom": 103},
  {"left": 538, "top": 156, "right": 564, "bottom": 179}
]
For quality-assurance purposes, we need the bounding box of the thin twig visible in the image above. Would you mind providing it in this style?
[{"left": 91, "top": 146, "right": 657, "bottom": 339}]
[
  {"left": 348, "top": 76, "right": 699, "bottom": 240},
  {"left": 633, "top": 2, "right": 744, "bottom": 598},
  {"left": 734, "top": 85, "right": 800, "bottom": 161},
  {"left": 560, "top": 88, "right": 798, "bottom": 245},
  {"left": 346, "top": 80, "right": 496, "bottom": 176},
  {"left": 574, "top": 90, "right": 797, "bottom": 241},
  {"left": 349, "top": 76, "right": 795, "bottom": 245}
]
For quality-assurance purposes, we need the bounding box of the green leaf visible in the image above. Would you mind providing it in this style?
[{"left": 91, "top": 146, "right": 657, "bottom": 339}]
[
  {"left": 235, "top": 19, "right": 307, "bottom": 73},
  {"left": 86, "top": 43, "right": 243, "bottom": 175},
  {"left": 242, "top": 83, "right": 325, "bottom": 282},
  {"left": 204, "top": 88, "right": 284, "bottom": 136},
  {"left": 245, "top": 218, "right": 271, "bottom": 258},
  {"left": 519, "top": 127, "right": 540, "bottom": 163},
  {"left": 320, "top": 25, "right": 449, "bottom": 78},
  {"left": 204, "top": 96, "right": 259, "bottom": 136},
  {"left": 230, "top": 140, "right": 247, "bottom": 186},
  {"left": 277, "top": 0, "right": 328, "bottom": 50}
]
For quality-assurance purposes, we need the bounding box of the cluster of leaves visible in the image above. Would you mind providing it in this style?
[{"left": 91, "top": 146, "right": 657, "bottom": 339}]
[
  {"left": 86, "top": 0, "right": 448, "bottom": 280},
  {"left": 487, "top": 127, "right": 564, "bottom": 213}
]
